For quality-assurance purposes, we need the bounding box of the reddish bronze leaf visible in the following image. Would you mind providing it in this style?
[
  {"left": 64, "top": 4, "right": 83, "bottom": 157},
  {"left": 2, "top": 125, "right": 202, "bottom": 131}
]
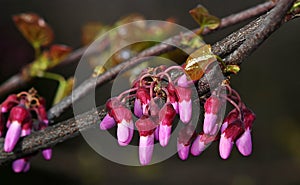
[
  {"left": 49, "top": 44, "right": 72, "bottom": 62},
  {"left": 13, "top": 13, "right": 54, "bottom": 48}
]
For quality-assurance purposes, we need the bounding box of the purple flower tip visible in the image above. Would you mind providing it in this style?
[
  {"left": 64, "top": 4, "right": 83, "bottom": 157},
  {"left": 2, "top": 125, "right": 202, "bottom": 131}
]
[
  {"left": 4, "top": 121, "right": 21, "bottom": 152},
  {"left": 159, "top": 124, "right": 172, "bottom": 147},
  {"left": 219, "top": 133, "right": 234, "bottom": 159},
  {"left": 134, "top": 99, "right": 143, "bottom": 118},
  {"left": 179, "top": 100, "right": 192, "bottom": 124},
  {"left": 203, "top": 113, "right": 218, "bottom": 135},
  {"left": 100, "top": 114, "right": 116, "bottom": 130},
  {"left": 139, "top": 134, "right": 154, "bottom": 165},
  {"left": 191, "top": 135, "right": 207, "bottom": 156},
  {"left": 177, "top": 142, "right": 190, "bottom": 160},
  {"left": 236, "top": 128, "right": 252, "bottom": 156},
  {"left": 117, "top": 120, "right": 134, "bottom": 146},
  {"left": 42, "top": 148, "right": 52, "bottom": 160},
  {"left": 12, "top": 158, "right": 26, "bottom": 173}
]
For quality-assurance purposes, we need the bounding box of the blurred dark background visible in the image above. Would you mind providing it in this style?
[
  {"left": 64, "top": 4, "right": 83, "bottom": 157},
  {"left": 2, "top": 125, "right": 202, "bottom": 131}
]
[{"left": 1, "top": 0, "right": 300, "bottom": 185}]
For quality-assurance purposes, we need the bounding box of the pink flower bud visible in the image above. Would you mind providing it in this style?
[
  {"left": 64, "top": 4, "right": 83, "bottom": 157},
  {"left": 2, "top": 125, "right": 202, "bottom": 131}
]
[
  {"left": 236, "top": 128, "right": 252, "bottom": 156},
  {"left": 12, "top": 158, "right": 28, "bottom": 173},
  {"left": 203, "top": 95, "right": 221, "bottom": 135},
  {"left": 4, "top": 121, "right": 21, "bottom": 152},
  {"left": 191, "top": 134, "right": 214, "bottom": 156},
  {"left": 4, "top": 105, "right": 31, "bottom": 152},
  {"left": 219, "top": 120, "right": 244, "bottom": 159},
  {"left": 158, "top": 103, "right": 176, "bottom": 147},
  {"left": 136, "top": 116, "right": 157, "bottom": 165},
  {"left": 175, "top": 86, "right": 192, "bottom": 124},
  {"left": 177, "top": 125, "right": 196, "bottom": 160},
  {"left": 235, "top": 106, "right": 255, "bottom": 156},
  {"left": 177, "top": 143, "right": 190, "bottom": 161},
  {"left": 111, "top": 106, "right": 134, "bottom": 146},
  {"left": 42, "top": 148, "right": 52, "bottom": 160},
  {"left": 1, "top": 94, "right": 19, "bottom": 113},
  {"left": 139, "top": 134, "right": 154, "bottom": 166},
  {"left": 100, "top": 114, "right": 116, "bottom": 130}
]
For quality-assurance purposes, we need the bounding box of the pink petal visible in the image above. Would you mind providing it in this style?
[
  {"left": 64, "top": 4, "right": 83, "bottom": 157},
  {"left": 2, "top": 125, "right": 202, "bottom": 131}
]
[
  {"left": 12, "top": 158, "right": 26, "bottom": 173},
  {"left": 134, "top": 99, "right": 143, "bottom": 118},
  {"left": 159, "top": 124, "right": 172, "bottom": 147},
  {"left": 4, "top": 121, "right": 21, "bottom": 152},
  {"left": 117, "top": 120, "right": 134, "bottom": 146},
  {"left": 203, "top": 113, "right": 218, "bottom": 135},
  {"left": 42, "top": 148, "right": 52, "bottom": 160},
  {"left": 219, "top": 133, "right": 233, "bottom": 159},
  {"left": 191, "top": 135, "right": 207, "bottom": 156},
  {"left": 236, "top": 128, "right": 252, "bottom": 156},
  {"left": 139, "top": 134, "right": 154, "bottom": 165},
  {"left": 177, "top": 142, "right": 190, "bottom": 160},
  {"left": 178, "top": 100, "right": 192, "bottom": 124},
  {"left": 100, "top": 114, "right": 116, "bottom": 130}
]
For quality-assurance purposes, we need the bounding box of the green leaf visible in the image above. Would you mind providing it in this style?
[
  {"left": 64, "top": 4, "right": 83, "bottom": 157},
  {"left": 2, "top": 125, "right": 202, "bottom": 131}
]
[{"left": 189, "top": 5, "right": 220, "bottom": 33}]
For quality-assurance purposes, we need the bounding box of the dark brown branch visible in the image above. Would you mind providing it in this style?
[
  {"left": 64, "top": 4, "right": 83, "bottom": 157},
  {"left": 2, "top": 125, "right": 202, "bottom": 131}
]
[
  {"left": 0, "top": 0, "right": 296, "bottom": 165},
  {"left": 0, "top": 1, "right": 275, "bottom": 99},
  {"left": 224, "top": 0, "right": 296, "bottom": 65}
]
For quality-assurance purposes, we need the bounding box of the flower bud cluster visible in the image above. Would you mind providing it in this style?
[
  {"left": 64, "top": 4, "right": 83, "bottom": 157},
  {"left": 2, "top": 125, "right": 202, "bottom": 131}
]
[
  {"left": 0, "top": 88, "right": 51, "bottom": 173},
  {"left": 100, "top": 65, "right": 194, "bottom": 165},
  {"left": 190, "top": 85, "right": 256, "bottom": 159},
  {"left": 100, "top": 65, "right": 256, "bottom": 164}
]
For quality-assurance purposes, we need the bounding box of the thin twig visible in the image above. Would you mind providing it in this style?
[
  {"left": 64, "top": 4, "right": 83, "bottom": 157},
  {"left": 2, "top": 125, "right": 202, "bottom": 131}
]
[{"left": 0, "top": 0, "right": 296, "bottom": 165}]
